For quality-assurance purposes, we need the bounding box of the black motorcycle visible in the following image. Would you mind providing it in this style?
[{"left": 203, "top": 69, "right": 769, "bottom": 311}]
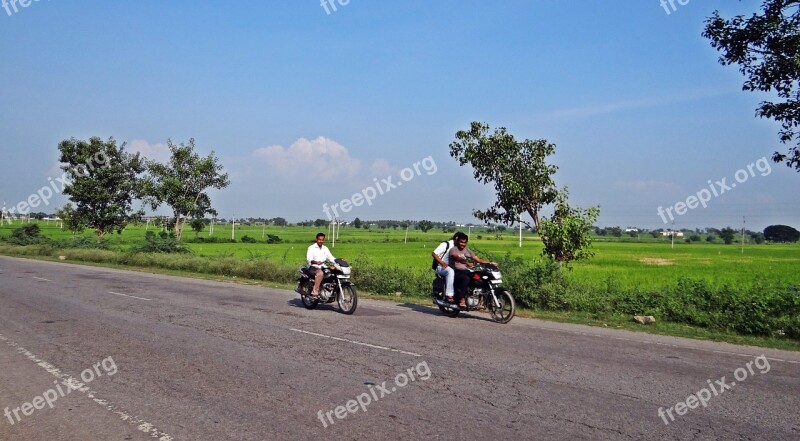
[
  {"left": 432, "top": 264, "right": 515, "bottom": 323},
  {"left": 296, "top": 258, "right": 358, "bottom": 314}
]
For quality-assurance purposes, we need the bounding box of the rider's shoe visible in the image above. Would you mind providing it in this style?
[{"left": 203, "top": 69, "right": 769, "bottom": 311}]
[{"left": 446, "top": 295, "right": 455, "bottom": 303}]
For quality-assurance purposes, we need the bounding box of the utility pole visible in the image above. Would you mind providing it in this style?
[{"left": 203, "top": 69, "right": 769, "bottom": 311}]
[
  {"left": 671, "top": 221, "right": 675, "bottom": 249},
  {"left": 741, "top": 216, "right": 746, "bottom": 253},
  {"left": 231, "top": 213, "right": 236, "bottom": 241},
  {"left": 404, "top": 225, "right": 409, "bottom": 244},
  {"left": 332, "top": 218, "right": 336, "bottom": 248},
  {"left": 519, "top": 220, "right": 523, "bottom": 248}
]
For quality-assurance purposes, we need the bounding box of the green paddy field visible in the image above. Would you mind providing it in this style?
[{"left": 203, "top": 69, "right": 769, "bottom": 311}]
[{"left": 1, "top": 221, "right": 798, "bottom": 291}]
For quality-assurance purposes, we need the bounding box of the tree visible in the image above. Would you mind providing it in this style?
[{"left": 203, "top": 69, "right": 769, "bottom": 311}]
[
  {"left": 449, "top": 122, "right": 599, "bottom": 264},
  {"left": 314, "top": 218, "right": 328, "bottom": 227},
  {"left": 270, "top": 217, "right": 287, "bottom": 227},
  {"left": 749, "top": 231, "right": 767, "bottom": 244},
  {"left": 189, "top": 218, "right": 205, "bottom": 236},
  {"left": 450, "top": 122, "right": 558, "bottom": 229},
  {"left": 143, "top": 139, "right": 230, "bottom": 241},
  {"left": 719, "top": 227, "right": 737, "bottom": 244},
  {"left": 703, "top": 1, "right": 800, "bottom": 171},
  {"left": 58, "top": 137, "right": 145, "bottom": 237},
  {"left": 353, "top": 217, "right": 363, "bottom": 229},
  {"left": 608, "top": 227, "right": 623, "bottom": 238},
  {"left": 537, "top": 190, "right": 600, "bottom": 263},
  {"left": 54, "top": 204, "right": 85, "bottom": 235},
  {"left": 764, "top": 224, "right": 800, "bottom": 242},
  {"left": 417, "top": 220, "right": 434, "bottom": 233}
]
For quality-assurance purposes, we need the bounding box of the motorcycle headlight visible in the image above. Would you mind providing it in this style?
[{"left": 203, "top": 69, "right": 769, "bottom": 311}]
[{"left": 491, "top": 271, "right": 502, "bottom": 279}]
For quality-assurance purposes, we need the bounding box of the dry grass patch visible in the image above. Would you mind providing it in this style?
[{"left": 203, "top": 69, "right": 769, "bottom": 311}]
[{"left": 639, "top": 257, "right": 674, "bottom": 266}]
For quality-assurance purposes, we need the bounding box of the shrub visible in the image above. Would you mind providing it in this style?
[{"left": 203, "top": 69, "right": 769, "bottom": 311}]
[
  {"left": 240, "top": 235, "right": 257, "bottom": 243},
  {"left": 133, "top": 231, "right": 190, "bottom": 253},
  {"left": 6, "top": 224, "right": 51, "bottom": 246}
]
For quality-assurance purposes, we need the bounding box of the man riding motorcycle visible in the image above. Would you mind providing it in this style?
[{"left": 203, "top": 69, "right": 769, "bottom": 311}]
[{"left": 448, "top": 234, "right": 496, "bottom": 307}]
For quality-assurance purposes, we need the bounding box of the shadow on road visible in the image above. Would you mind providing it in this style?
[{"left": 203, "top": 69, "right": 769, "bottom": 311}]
[
  {"left": 394, "top": 302, "right": 496, "bottom": 323},
  {"left": 285, "top": 298, "right": 338, "bottom": 311}
]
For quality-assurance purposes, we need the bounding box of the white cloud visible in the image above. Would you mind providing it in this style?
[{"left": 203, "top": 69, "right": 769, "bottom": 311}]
[
  {"left": 252, "top": 136, "right": 361, "bottom": 181},
  {"left": 537, "top": 90, "right": 732, "bottom": 123},
  {"left": 128, "top": 139, "right": 170, "bottom": 163},
  {"left": 369, "top": 158, "right": 395, "bottom": 176}
]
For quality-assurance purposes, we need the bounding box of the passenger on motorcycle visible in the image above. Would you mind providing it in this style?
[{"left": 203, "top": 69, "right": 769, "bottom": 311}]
[
  {"left": 448, "top": 234, "right": 496, "bottom": 308},
  {"left": 431, "top": 232, "right": 461, "bottom": 304},
  {"left": 306, "top": 232, "right": 337, "bottom": 298}
]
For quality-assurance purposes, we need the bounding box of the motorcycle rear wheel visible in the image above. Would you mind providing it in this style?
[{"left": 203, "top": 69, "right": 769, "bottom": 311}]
[
  {"left": 338, "top": 285, "right": 358, "bottom": 315},
  {"left": 489, "top": 289, "right": 515, "bottom": 324},
  {"left": 437, "top": 302, "right": 460, "bottom": 318},
  {"left": 299, "top": 283, "right": 319, "bottom": 309}
]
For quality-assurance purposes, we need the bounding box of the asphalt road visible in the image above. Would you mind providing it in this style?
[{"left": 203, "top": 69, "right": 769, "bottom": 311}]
[{"left": 0, "top": 256, "right": 797, "bottom": 441}]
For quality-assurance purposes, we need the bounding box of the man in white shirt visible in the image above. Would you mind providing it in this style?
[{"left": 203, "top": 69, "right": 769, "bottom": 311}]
[
  {"left": 306, "top": 232, "right": 337, "bottom": 297},
  {"left": 431, "top": 232, "right": 461, "bottom": 303}
]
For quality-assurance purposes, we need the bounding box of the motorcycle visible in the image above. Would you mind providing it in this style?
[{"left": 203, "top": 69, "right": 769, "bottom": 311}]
[
  {"left": 296, "top": 258, "right": 358, "bottom": 314},
  {"left": 431, "top": 264, "right": 515, "bottom": 323}
]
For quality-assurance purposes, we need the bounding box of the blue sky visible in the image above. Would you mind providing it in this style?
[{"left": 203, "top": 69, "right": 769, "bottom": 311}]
[{"left": 0, "top": 0, "right": 798, "bottom": 230}]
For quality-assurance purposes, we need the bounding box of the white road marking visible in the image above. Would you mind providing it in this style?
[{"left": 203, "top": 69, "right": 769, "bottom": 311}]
[
  {"left": 290, "top": 328, "right": 422, "bottom": 357},
  {"left": 32, "top": 276, "right": 52, "bottom": 282},
  {"left": 108, "top": 291, "right": 152, "bottom": 301},
  {"left": 0, "top": 333, "right": 173, "bottom": 441}
]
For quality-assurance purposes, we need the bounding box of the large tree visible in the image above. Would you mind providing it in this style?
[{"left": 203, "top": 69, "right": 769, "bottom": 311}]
[
  {"left": 54, "top": 204, "right": 85, "bottom": 235},
  {"left": 703, "top": 1, "right": 800, "bottom": 171},
  {"left": 719, "top": 226, "right": 737, "bottom": 245},
  {"left": 764, "top": 224, "right": 800, "bottom": 242},
  {"left": 450, "top": 122, "right": 558, "bottom": 230},
  {"left": 144, "top": 139, "right": 230, "bottom": 241},
  {"left": 450, "top": 122, "right": 600, "bottom": 264},
  {"left": 417, "top": 220, "right": 434, "bottom": 233},
  {"left": 58, "top": 137, "right": 145, "bottom": 237}
]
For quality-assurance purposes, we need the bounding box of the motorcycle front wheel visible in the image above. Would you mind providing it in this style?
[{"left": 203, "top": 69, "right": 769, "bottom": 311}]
[
  {"left": 489, "top": 289, "right": 515, "bottom": 324},
  {"left": 337, "top": 285, "right": 358, "bottom": 315}
]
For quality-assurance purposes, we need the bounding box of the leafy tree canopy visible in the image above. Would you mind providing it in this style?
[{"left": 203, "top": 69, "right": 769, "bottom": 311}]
[
  {"left": 764, "top": 224, "right": 800, "bottom": 242},
  {"left": 704, "top": 1, "right": 800, "bottom": 171},
  {"left": 58, "top": 137, "right": 145, "bottom": 237},
  {"left": 143, "top": 139, "right": 229, "bottom": 241}
]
